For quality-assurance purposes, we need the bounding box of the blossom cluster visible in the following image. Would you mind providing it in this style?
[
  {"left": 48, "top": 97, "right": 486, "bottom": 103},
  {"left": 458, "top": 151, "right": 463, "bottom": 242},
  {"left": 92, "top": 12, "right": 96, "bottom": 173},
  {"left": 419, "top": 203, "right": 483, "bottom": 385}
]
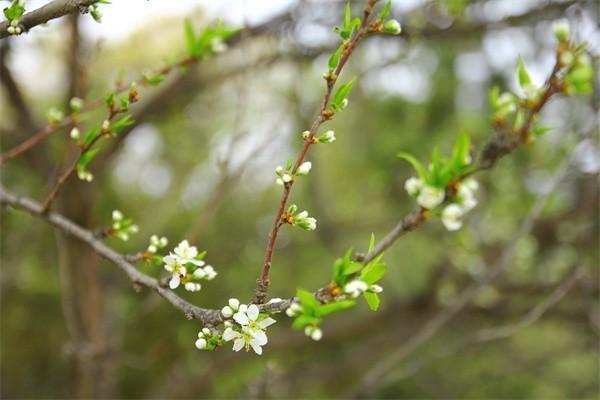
[
  {"left": 283, "top": 204, "right": 317, "bottom": 231},
  {"left": 111, "top": 210, "right": 139, "bottom": 241},
  {"left": 343, "top": 279, "right": 382, "bottom": 298},
  {"left": 218, "top": 299, "right": 276, "bottom": 355},
  {"left": 285, "top": 302, "right": 323, "bottom": 341},
  {"left": 275, "top": 161, "right": 312, "bottom": 186},
  {"left": 162, "top": 240, "right": 216, "bottom": 291},
  {"left": 405, "top": 177, "right": 479, "bottom": 231}
]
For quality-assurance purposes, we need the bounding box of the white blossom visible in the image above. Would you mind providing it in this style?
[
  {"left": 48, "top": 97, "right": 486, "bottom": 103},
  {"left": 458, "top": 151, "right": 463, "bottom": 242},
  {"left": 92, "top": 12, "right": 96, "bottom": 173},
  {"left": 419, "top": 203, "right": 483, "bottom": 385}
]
[
  {"left": 369, "top": 284, "right": 383, "bottom": 293},
  {"left": 404, "top": 177, "right": 423, "bottom": 196},
  {"left": 296, "top": 161, "right": 312, "bottom": 176},
  {"left": 285, "top": 302, "right": 303, "bottom": 317},
  {"left": 163, "top": 254, "right": 187, "bottom": 289},
  {"left": 295, "top": 210, "right": 317, "bottom": 231},
  {"left": 344, "top": 279, "right": 369, "bottom": 298},
  {"left": 304, "top": 325, "right": 323, "bottom": 341},
  {"left": 319, "top": 130, "right": 336, "bottom": 143},
  {"left": 552, "top": 19, "right": 570, "bottom": 43},
  {"left": 184, "top": 282, "right": 202, "bottom": 292},
  {"left": 282, "top": 173, "right": 292, "bottom": 183},
  {"left": 195, "top": 338, "right": 207, "bottom": 349},
  {"left": 173, "top": 240, "right": 204, "bottom": 266},
  {"left": 222, "top": 326, "right": 268, "bottom": 355},
  {"left": 442, "top": 204, "right": 463, "bottom": 231},
  {"left": 112, "top": 210, "right": 123, "bottom": 221},
  {"left": 203, "top": 265, "right": 217, "bottom": 280},
  {"left": 70, "top": 128, "right": 80, "bottom": 140},
  {"left": 416, "top": 185, "right": 445, "bottom": 209}
]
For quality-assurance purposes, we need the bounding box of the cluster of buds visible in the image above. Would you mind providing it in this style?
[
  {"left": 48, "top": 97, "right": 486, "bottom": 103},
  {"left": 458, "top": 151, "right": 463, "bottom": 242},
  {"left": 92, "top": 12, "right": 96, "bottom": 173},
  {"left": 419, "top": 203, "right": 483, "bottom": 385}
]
[
  {"left": 162, "top": 240, "right": 216, "bottom": 291},
  {"left": 304, "top": 325, "right": 323, "bottom": 341},
  {"left": 282, "top": 204, "right": 317, "bottom": 231},
  {"left": 110, "top": 210, "right": 139, "bottom": 241},
  {"left": 302, "top": 129, "right": 337, "bottom": 144},
  {"left": 76, "top": 166, "right": 93, "bottom": 182},
  {"left": 146, "top": 234, "right": 169, "bottom": 254},
  {"left": 6, "top": 19, "right": 22, "bottom": 35},
  {"left": 70, "top": 97, "right": 85, "bottom": 114},
  {"left": 343, "top": 279, "right": 382, "bottom": 298},
  {"left": 275, "top": 161, "right": 311, "bottom": 186},
  {"left": 195, "top": 327, "right": 221, "bottom": 351}
]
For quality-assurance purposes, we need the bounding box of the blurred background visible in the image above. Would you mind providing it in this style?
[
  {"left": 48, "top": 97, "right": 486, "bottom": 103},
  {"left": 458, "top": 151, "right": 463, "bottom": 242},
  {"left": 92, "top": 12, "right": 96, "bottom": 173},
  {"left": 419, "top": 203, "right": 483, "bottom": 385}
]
[{"left": 1, "top": 0, "right": 599, "bottom": 398}]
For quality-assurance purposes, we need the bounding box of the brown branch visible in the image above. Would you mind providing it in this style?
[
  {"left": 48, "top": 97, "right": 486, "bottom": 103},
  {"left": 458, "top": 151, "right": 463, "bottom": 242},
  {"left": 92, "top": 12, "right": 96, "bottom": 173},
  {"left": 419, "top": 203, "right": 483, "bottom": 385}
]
[
  {"left": 0, "top": 0, "right": 98, "bottom": 40},
  {"left": 254, "top": 0, "right": 381, "bottom": 304},
  {"left": 0, "top": 185, "right": 224, "bottom": 325}
]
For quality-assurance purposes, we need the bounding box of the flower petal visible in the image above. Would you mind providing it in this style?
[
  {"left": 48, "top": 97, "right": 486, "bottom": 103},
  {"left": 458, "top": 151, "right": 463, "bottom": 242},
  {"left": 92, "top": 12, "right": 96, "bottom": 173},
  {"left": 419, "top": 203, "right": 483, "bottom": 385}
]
[
  {"left": 250, "top": 341, "right": 263, "bottom": 355},
  {"left": 233, "top": 311, "right": 249, "bottom": 326},
  {"left": 232, "top": 338, "right": 245, "bottom": 352},
  {"left": 259, "top": 317, "right": 276, "bottom": 329},
  {"left": 169, "top": 275, "right": 180, "bottom": 289},
  {"left": 247, "top": 304, "right": 259, "bottom": 321},
  {"left": 252, "top": 330, "right": 268, "bottom": 346}
]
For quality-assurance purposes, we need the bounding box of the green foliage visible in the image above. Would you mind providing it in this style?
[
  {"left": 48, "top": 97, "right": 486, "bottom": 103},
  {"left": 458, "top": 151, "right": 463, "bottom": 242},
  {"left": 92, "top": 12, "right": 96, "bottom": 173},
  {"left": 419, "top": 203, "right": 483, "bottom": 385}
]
[
  {"left": 3, "top": 0, "right": 24, "bottom": 21},
  {"left": 142, "top": 70, "right": 166, "bottom": 86},
  {"left": 332, "top": 249, "right": 363, "bottom": 286},
  {"left": 112, "top": 115, "right": 135, "bottom": 134},
  {"left": 291, "top": 288, "right": 356, "bottom": 330},
  {"left": 184, "top": 20, "right": 239, "bottom": 59},
  {"left": 517, "top": 56, "right": 532, "bottom": 88},
  {"left": 378, "top": 0, "right": 392, "bottom": 20},
  {"left": 78, "top": 148, "right": 100, "bottom": 169},
  {"left": 328, "top": 43, "right": 345, "bottom": 72},
  {"left": 331, "top": 77, "right": 356, "bottom": 111},
  {"left": 334, "top": 1, "right": 361, "bottom": 40},
  {"left": 398, "top": 132, "right": 473, "bottom": 189}
]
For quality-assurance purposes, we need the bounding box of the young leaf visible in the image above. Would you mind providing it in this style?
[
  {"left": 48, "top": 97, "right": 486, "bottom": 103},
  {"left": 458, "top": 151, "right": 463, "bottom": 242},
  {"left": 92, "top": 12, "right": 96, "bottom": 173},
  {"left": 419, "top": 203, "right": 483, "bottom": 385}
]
[
  {"left": 112, "top": 115, "right": 135, "bottom": 134},
  {"left": 292, "top": 314, "right": 320, "bottom": 330},
  {"left": 83, "top": 127, "right": 99, "bottom": 145},
  {"left": 297, "top": 288, "right": 320, "bottom": 310},
  {"left": 344, "top": 1, "right": 351, "bottom": 29},
  {"left": 328, "top": 44, "right": 345, "bottom": 72},
  {"left": 3, "top": 0, "right": 24, "bottom": 21},
  {"left": 315, "top": 300, "right": 355, "bottom": 317},
  {"left": 184, "top": 19, "right": 198, "bottom": 57},
  {"left": 517, "top": 56, "right": 532, "bottom": 88},
  {"left": 378, "top": 0, "right": 392, "bottom": 20},
  {"left": 397, "top": 152, "right": 428, "bottom": 181},
  {"left": 331, "top": 77, "right": 356, "bottom": 111},
  {"left": 78, "top": 148, "right": 100, "bottom": 168},
  {"left": 360, "top": 262, "right": 387, "bottom": 285},
  {"left": 368, "top": 233, "right": 376, "bottom": 253},
  {"left": 363, "top": 292, "right": 380, "bottom": 311}
]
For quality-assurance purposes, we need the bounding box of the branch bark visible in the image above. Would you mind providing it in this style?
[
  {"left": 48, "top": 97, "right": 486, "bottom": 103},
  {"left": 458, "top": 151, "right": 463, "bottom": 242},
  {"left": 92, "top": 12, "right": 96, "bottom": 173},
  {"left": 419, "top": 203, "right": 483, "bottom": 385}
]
[{"left": 0, "top": 0, "right": 98, "bottom": 39}]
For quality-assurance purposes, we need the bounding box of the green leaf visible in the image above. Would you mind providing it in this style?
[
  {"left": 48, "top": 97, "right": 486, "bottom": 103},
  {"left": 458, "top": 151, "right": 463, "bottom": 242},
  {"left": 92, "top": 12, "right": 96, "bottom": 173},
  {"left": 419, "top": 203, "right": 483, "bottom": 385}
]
[
  {"left": 398, "top": 152, "right": 428, "bottom": 181},
  {"left": 315, "top": 300, "right": 355, "bottom": 317},
  {"left": 297, "top": 288, "right": 319, "bottom": 310},
  {"left": 142, "top": 70, "right": 165, "bottom": 86},
  {"left": 378, "top": 0, "right": 392, "bottom": 20},
  {"left": 517, "top": 56, "right": 532, "bottom": 88},
  {"left": 104, "top": 93, "right": 115, "bottom": 107},
  {"left": 488, "top": 86, "right": 499, "bottom": 108},
  {"left": 328, "top": 43, "right": 345, "bottom": 71},
  {"left": 363, "top": 292, "right": 380, "bottom": 311},
  {"left": 3, "top": 0, "right": 25, "bottom": 21},
  {"left": 331, "top": 76, "right": 356, "bottom": 111},
  {"left": 368, "top": 233, "right": 375, "bottom": 253},
  {"left": 532, "top": 126, "right": 553, "bottom": 137},
  {"left": 78, "top": 148, "right": 100, "bottom": 168},
  {"left": 344, "top": 1, "right": 351, "bottom": 29},
  {"left": 112, "top": 115, "right": 135, "bottom": 134},
  {"left": 83, "top": 127, "right": 99, "bottom": 145},
  {"left": 360, "top": 262, "right": 387, "bottom": 284},
  {"left": 184, "top": 19, "right": 198, "bottom": 57},
  {"left": 451, "top": 131, "right": 471, "bottom": 170},
  {"left": 292, "top": 314, "right": 320, "bottom": 330}
]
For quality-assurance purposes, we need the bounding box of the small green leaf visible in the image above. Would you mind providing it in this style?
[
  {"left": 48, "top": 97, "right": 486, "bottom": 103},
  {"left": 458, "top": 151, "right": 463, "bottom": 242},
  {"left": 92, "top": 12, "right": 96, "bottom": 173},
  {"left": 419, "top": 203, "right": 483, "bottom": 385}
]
[
  {"left": 78, "top": 148, "right": 100, "bottom": 168},
  {"left": 360, "top": 262, "right": 387, "bottom": 284},
  {"left": 532, "top": 126, "right": 553, "bottom": 137},
  {"left": 292, "top": 315, "right": 320, "bottom": 330},
  {"left": 83, "top": 127, "right": 99, "bottom": 145},
  {"left": 363, "top": 292, "right": 380, "bottom": 311},
  {"left": 112, "top": 115, "right": 135, "bottom": 134},
  {"left": 315, "top": 300, "right": 355, "bottom": 317},
  {"left": 397, "top": 152, "right": 428, "bottom": 181},
  {"left": 328, "top": 43, "right": 345, "bottom": 71},
  {"left": 184, "top": 19, "right": 198, "bottom": 57},
  {"left": 331, "top": 76, "right": 356, "bottom": 111},
  {"left": 517, "top": 56, "right": 532, "bottom": 88},
  {"left": 368, "top": 233, "right": 375, "bottom": 253},
  {"left": 344, "top": 1, "right": 351, "bottom": 29},
  {"left": 3, "top": 0, "right": 25, "bottom": 21},
  {"left": 378, "top": 0, "right": 392, "bottom": 20},
  {"left": 297, "top": 288, "right": 319, "bottom": 310}
]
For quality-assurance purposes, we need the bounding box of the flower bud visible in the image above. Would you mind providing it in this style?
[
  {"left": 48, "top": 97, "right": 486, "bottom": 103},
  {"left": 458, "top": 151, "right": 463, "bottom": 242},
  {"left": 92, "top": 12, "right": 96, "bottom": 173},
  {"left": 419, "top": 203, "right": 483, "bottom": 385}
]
[
  {"left": 70, "top": 97, "right": 84, "bottom": 112},
  {"left": 70, "top": 127, "right": 80, "bottom": 140},
  {"left": 112, "top": 210, "right": 123, "bottom": 221},
  {"left": 296, "top": 161, "right": 312, "bottom": 176},
  {"left": 221, "top": 306, "right": 234, "bottom": 318},
  {"left": 383, "top": 19, "right": 402, "bottom": 35},
  {"left": 552, "top": 19, "right": 570, "bottom": 43},
  {"left": 195, "top": 338, "right": 207, "bottom": 350}
]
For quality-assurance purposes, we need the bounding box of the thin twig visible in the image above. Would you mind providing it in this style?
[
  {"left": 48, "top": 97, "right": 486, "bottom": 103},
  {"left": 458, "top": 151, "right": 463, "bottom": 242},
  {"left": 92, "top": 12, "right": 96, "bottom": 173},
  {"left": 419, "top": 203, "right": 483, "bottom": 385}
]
[{"left": 254, "top": 0, "right": 381, "bottom": 303}]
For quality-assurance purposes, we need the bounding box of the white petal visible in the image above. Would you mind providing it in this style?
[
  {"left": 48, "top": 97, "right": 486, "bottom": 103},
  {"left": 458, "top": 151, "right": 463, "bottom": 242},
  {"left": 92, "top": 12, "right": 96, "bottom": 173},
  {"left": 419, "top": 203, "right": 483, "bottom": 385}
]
[
  {"left": 232, "top": 338, "right": 245, "bottom": 352},
  {"left": 195, "top": 338, "right": 207, "bottom": 349},
  {"left": 259, "top": 317, "right": 276, "bottom": 329},
  {"left": 250, "top": 342, "right": 263, "bottom": 355},
  {"left": 233, "top": 311, "right": 249, "bottom": 326},
  {"left": 189, "top": 259, "right": 205, "bottom": 267},
  {"left": 228, "top": 298, "right": 240, "bottom": 310},
  {"left": 222, "top": 327, "right": 238, "bottom": 341},
  {"left": 247, "top": 305, "right": 259, "bottom": 321},
  {"left": 221, "top": 306, "right": 233, "bottom": 318},
  {"left": 252, "top": 330, "right": 268, "bottom": 346},
  {"left": 169, "top": 275, "right": 180, "bottom": 289}
]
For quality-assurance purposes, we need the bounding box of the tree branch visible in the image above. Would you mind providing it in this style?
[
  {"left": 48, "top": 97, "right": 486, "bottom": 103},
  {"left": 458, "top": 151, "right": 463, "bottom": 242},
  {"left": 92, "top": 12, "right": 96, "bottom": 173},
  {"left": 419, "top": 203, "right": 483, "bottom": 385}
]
[
  {"left": 0, "top": 184, "right": 224, "bottom": 325},
  {"left": 0, "top": 0, "right": 98, "bottom": 39}
]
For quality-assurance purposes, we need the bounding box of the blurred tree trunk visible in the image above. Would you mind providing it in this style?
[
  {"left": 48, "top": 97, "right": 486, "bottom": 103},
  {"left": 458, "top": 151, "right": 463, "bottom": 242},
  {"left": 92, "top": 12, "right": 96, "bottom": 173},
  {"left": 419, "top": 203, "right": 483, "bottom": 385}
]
[{"left": 53, "top": 14, "right": 112, "bottom": 398}]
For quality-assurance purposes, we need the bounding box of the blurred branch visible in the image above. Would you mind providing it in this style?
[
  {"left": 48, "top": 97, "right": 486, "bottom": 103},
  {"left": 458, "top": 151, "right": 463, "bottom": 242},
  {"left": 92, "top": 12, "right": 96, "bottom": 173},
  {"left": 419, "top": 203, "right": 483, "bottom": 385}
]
[
  {"left": 0, "top": 185, "right": 224, "bottom": 326},
  {"left": 352, "top": 149, "right": 578, "bottom": 396},
  {"left": 0, "top": 0, "right": 97, "bottom": 39},
  {"left": 381, "top": 266, "right": 586, "bottom": 384}
]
